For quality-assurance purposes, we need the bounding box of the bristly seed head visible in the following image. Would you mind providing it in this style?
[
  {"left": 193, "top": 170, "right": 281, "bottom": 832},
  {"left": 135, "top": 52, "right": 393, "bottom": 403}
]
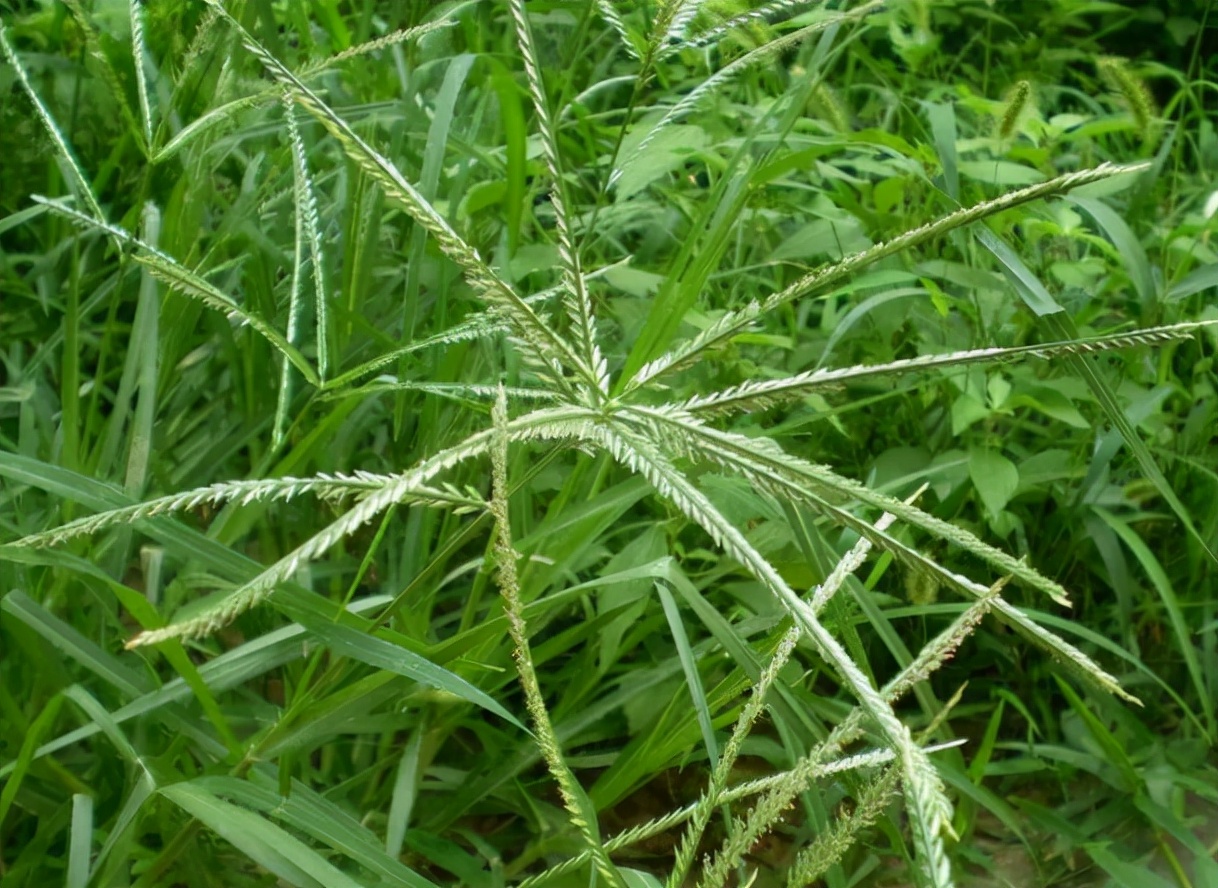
[
  {"left": 996, "top": 79, "right": 1033, "bottom": 144},
  {"left": 1096, "top": 56, "right": 1159, "bottom": 145}
]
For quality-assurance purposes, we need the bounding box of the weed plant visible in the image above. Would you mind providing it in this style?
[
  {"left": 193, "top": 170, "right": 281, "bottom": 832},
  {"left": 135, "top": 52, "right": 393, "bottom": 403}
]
[{"left": 1, "top": 2, "right": 1217, "bottom": 887}]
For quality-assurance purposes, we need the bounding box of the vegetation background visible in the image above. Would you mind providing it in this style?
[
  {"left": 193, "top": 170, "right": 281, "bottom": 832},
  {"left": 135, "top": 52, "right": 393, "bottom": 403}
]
[{"left": 1, "top": 1, "right": 1216, "bottom": 886}]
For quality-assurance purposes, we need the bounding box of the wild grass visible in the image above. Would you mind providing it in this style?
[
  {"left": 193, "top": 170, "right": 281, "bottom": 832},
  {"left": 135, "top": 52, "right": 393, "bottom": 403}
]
[{"left": 2, "top": 2, "right": 1216, "bottom": 887}]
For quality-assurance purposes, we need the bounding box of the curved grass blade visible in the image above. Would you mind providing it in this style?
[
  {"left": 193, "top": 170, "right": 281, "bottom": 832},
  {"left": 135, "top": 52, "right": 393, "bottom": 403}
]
[
  {"left": 195, "top": 774, "right": 442, "bottom": 888},
  {"left": 294, "top": 615, "right": 524, "bottom": 731},
  {"left": 160, "top": 782, "right": 368, "bottom": 888},
  {"left": 0, "top": 594, "right": 392, "bottom": 780},
  {"left": 1094, "top": 507, "right": 1213, "bottom": 731},
  {"left": 63, "top": 686, "right": 156, "bottom": 782},
  {"left": 0, "top": 692, "right": 65, "bottom": 826},
  {"left": 977, "top": 224, "right": 1218, "bottom": 569}
]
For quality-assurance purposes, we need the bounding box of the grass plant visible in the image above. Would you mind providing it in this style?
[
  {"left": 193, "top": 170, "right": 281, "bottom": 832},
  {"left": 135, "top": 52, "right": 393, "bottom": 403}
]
[{"left": 2, "top": 1, "right": 1216, "bottom": 886}]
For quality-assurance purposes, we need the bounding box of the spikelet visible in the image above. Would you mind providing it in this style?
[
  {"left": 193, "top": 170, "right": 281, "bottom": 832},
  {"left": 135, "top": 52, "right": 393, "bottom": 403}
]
[
  {"left": 808, "top": 81, "right": 851, "bottom": 133},
  {"left": 995, "top": 79, "right": 1033, "bottom": 145},
  {"left": 1097, "top": 56, "right": 1159, "bottom": 145}
]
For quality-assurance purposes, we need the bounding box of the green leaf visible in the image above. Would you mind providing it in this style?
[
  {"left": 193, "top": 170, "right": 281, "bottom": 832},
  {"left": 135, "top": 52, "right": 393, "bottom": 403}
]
[
  {"left": 1092, "top": 507, "right": 1213, "bottom": 731},
  {"left": 160, "top": 781, "right": 369, "bottom": 888},
  {"left": 1133, "top": 794, "right": 1218, "bottom": 886},
  {"left": 772, "top": 216, "right": 871, "bottom": 261},
  {"left": 0, "top": 692, "right": 65, "bottom": 827},
  {"left": 974, "top": 227, "right": 1063, "bottom": 316},
  {"left": 1010, "top": 385, "right": 1090, "bottom": 429},
  {"left": 1083, "top": 843, "right": 1176, "bottom": 888},
  {"left": 487, "top": 61, "right": 528, "bottom": 254},
  {"left": 958, "top": 160, "right": 1046, "bottom": 186},
  {"left": 656, "top": 582, "right": 718, "bottom": 766},
  {"left": 62, "top": 686, "right": 156, "bottom": 780},
  {"left": 968, "top": 448, "right": 1019, "bottom": 519},
  {"left": 1166, "top": 262, "right": 1218, "bottom": 301},
  {"left": 974, "top": 233, "right": 1218, "bottom": 575},
  {"left": 622, "top": 869, "right": 665, "bottom": 888},
  {"left": 1043, "top": 312, "right": 1218, "bottom": 576},
  {"left": 1, "top": 590, "right": 147, "bottom": 697},
  {"left": 1054, "top": 677, "right": 1140, "bottom": 790},
  {"left": 925, "top": 101, "right": 959, "bottom": 200},
  {"left": 92, "top": 775, "right": 156, "bottom": 880},
  {"left": 67, "top": 794, "right": 93, "bottom": 888},
  {"left": 1066, "top": 195, "right": 1156, "bottom": 306},
  {"left": 194, "top": 774, "right": 441, "bottom": 888},
  {"left": 616, "top": 125, "right": 710, "bottom": 200},
  {"left": 289, "top": 612, "right": 525, "bottom": 732}
]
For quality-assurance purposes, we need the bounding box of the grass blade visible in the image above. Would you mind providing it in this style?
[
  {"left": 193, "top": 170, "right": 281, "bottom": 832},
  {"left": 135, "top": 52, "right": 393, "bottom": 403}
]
[
  {"left": 296, "top": 616, "right": 524, "bottom": 731},
  {"left": 124, "top": 203, "right": 161, "bottom": 495},
  {"left": 160, "top": 781, "right": 369, "bottom": 888},
  {"left": 657, "top": 582, "right": 719, "bottom": 767},
  {"left": 1093, "top": 507, "right": 1213, "bottom": 732},
  {"left": 0, "top": 692, "right": 65, "bottom": 826},
  {"left": 197, "top": 773, "right": 442, "bottom": 888},
  {"left": 67, "top": 794, "right": 94, "bottom": 888}
]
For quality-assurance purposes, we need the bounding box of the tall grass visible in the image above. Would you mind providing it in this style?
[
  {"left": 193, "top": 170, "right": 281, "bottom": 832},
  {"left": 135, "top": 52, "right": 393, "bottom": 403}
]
[{"left": 2, "top": 1, "right": 1216, "bottom": 886}]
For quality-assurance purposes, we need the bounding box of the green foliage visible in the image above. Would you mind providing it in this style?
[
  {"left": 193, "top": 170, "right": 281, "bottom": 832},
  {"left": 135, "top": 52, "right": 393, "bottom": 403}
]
[{"left": 2, "top": 1, "right": 1217, "bottom": 887}]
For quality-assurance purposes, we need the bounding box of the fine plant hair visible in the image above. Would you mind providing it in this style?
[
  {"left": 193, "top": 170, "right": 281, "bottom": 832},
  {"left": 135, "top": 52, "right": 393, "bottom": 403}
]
[
  {"left": 3, "top": 3, "right": 1214, "bottom": 887},
  {"left": 1097, "top": 55, "right": 1159, "bottom": 144},
  {"left": 808, "top": 81, "right": 851, "bottom": 133},
  {"left": 996, "top": 78, "right": 1033, "bottom": 144}
]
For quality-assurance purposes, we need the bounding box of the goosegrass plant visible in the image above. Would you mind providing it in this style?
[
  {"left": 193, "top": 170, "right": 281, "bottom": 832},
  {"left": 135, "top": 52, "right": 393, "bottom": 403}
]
[{"left": 2, "top": 1, "right": 1217, "bottom": 886}]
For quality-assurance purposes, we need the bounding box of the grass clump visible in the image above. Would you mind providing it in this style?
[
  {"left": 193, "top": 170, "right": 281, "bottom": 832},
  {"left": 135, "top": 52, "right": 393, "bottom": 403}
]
[{"left": 2, "top": 2, "right": 1217, "bottom": 887}]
